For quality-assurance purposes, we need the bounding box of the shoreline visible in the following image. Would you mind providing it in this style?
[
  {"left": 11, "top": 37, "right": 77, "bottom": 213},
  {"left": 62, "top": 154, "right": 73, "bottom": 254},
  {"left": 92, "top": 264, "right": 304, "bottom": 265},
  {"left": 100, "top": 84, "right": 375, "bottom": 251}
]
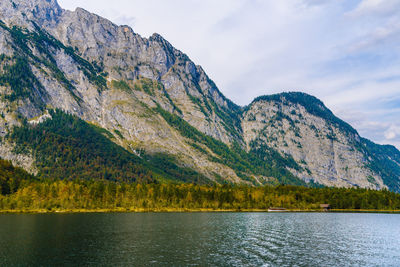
[{"left": 0, "top": 208, "right": 399, "bottom": 214}]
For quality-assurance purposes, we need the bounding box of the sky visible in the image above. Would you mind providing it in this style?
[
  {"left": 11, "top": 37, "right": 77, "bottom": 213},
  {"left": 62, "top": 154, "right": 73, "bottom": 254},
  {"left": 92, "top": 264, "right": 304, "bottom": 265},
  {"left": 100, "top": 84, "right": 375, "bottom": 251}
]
[{"left": 58, "top": 0, "right": 400, "bottom": 149}]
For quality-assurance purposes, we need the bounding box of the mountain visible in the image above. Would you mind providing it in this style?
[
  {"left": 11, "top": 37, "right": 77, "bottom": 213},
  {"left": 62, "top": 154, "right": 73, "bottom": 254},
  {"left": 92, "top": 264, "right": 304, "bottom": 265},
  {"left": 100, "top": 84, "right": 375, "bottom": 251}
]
[
  {"left": 0, "top": 0, "right": 399, "bottom": 191},
  {"left": 242, "top": 93, "right": 400, "bottom": 191}
]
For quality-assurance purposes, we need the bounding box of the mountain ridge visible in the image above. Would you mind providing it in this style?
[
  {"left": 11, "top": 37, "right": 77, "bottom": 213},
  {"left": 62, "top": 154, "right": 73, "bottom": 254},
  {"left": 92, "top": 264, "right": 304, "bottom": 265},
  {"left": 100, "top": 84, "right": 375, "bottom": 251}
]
[{"left": 0, "top": 0, "right": 399, "bottom": 191}]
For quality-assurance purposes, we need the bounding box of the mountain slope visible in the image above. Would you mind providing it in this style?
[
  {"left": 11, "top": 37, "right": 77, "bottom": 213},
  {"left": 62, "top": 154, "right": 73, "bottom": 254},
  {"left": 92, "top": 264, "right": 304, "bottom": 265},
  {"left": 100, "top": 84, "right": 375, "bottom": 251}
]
[
  {"left": 0, "top": 158, "right": 34, "bottom": 195},
  {"left": 10, "top": 109, "right": 214, "bottom": 184},
  {"left": 0, "top": 0, "right": 247, "bottom": 183},
  {"left": 359, "top": 138, "right": 400, "bottom": 191},
  {"left": 0, "top": 0, "right": 399, "bottom": 191},
  {"left": 242, "top": 92, "right": 400, "bottom": 191}
]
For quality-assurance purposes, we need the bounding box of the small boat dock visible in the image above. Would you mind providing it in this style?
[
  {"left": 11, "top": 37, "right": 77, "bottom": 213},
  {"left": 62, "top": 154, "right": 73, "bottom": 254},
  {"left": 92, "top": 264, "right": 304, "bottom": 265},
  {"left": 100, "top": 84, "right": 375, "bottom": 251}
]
[{"left": 268, "top": 207, "right": 287, "bottom": 212}]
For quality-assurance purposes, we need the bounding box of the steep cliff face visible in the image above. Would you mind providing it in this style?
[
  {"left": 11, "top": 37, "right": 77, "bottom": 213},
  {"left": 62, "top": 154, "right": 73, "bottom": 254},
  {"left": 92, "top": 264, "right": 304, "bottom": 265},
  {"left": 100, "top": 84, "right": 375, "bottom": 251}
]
[
  {"left": 0, "top": 0, "right": 242, "bottom": 142},
  {"left": 0, "top": 0, "right": 400, "bottom": 190},
  {"left": 0, "top": 0, "right": 243, "bottom": 183},
  {"left": 242, "top": 93, "right": 399, "bottom": 190}
]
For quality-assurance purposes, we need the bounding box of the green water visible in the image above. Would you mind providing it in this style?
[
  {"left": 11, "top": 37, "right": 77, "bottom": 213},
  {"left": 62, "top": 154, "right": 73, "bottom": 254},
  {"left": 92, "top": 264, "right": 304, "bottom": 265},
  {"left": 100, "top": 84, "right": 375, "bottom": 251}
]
[{"left": 0, "top": 212, "right": 399, "bottom": 266}]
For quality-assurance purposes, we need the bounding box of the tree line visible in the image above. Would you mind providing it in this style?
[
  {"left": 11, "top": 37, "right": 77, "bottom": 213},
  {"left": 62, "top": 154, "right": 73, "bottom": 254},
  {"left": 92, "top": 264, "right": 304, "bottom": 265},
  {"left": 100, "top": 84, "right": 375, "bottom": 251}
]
[{"left": 1, "top": 179, "right": 399, "bottom": 212}]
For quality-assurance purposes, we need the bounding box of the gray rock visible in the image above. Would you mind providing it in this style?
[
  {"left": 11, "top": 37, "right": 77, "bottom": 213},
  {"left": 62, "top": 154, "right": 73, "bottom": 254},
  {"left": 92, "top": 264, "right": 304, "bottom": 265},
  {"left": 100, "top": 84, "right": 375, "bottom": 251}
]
[{"left": 0, "top": 0, "right": 399, "bottom": 189}]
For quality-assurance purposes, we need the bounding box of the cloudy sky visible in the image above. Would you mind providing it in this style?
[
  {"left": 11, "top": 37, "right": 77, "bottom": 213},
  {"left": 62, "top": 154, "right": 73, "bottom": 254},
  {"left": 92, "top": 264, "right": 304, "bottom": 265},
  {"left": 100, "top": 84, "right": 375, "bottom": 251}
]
[{"left": 58, "top": 0, "right": 400, "bottom": 149}]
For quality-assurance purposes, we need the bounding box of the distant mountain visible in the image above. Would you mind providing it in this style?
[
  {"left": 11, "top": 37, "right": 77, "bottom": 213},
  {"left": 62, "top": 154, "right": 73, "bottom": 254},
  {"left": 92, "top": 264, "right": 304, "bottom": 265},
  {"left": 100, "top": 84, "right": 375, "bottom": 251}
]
[
  {"left": 0, "top": 0, "right": 399, "bottom": 191},
  {"left": 242, "top": 92, "right": 400, "bottom": 191}
]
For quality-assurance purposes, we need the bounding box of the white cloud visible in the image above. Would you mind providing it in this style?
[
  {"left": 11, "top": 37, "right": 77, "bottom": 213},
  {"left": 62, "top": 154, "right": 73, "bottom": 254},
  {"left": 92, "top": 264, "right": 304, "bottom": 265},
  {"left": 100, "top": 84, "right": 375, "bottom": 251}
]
[
  {"left": 57, "top": 0, "right": 400, "bottom": 149},
  {"left": 385, "top": 125, "right": 400, "bottom": 140},
  {"left": 348, "top": 0, "right": 400, "bottom": 17}
]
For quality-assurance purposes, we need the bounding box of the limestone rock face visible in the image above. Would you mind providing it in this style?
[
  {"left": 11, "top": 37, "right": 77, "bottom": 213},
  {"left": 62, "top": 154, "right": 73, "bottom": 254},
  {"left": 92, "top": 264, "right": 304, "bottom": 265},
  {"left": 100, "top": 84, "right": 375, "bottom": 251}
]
[
  {"left": 242, "top": 94, "right": 386, "bottom": 189},
  {"left": 0, "top": 0, "right": 242, "bottom": 183},
  {"left": 0, "top": 0, "right": 241, "bottom": 145},
  {"left": 0, "top": 0, "right": 399, "bottom": 190},
  {"left": 49, "top": 4, "right": 240, "bottom": 144},
  {"left": 0, "top": 0, "right": 62, "bottom": 30}
]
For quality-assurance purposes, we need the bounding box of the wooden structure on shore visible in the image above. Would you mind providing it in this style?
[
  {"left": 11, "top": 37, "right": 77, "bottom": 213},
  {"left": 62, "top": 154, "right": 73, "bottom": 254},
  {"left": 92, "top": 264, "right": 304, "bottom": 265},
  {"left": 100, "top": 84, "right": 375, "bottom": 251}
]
[
  {"left": 320, "top": 204, "right": 331, "bottom": 211},
  {"left": 268, "top": 207, "right": 287, "bottom": 212}
]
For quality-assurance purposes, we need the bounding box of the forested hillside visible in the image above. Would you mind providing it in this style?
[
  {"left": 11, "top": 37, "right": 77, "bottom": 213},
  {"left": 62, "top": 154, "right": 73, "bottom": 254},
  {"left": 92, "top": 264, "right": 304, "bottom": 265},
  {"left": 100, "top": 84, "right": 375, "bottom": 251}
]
[
  {"left": 8, "top": 110, "right": 211, "bottom": 184},
  {"left": 0, "top": 159, "right": 35, "bottom": 195}
]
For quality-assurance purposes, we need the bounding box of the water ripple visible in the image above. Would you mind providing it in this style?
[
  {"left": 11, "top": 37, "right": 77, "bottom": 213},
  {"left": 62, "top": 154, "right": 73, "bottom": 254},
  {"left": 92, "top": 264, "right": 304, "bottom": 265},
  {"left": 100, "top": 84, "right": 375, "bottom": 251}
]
[{"left": 0, "top": 213, "right": 399, "bottom": 266}]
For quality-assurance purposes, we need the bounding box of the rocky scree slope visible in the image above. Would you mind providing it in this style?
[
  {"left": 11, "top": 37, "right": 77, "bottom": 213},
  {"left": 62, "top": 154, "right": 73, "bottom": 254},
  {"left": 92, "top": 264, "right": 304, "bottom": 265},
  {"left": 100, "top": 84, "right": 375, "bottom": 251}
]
[{"left": 0, "top": 0, "right": 399, "bottom": 191}]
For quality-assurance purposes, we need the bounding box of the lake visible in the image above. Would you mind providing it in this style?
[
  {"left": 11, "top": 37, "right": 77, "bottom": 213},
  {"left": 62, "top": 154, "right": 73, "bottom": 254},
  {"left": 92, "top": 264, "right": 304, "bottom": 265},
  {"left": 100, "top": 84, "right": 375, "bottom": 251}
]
[{"left": 0, "top": 212, "right": 399, "bottom": 266}]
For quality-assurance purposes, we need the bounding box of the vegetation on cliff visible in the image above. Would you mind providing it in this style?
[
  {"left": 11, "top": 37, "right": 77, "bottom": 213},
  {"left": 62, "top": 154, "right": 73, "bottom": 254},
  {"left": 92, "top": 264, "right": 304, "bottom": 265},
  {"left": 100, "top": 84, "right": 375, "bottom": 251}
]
[
  {"left": 8, "top": 110, "right": 211, "bottom": 184},
  {"left": 250, "top": 92, "right": 357, "bottom": 134},
  {"left": 156, "top": 105, "right": 307, "bottom": 186},
  {"left": 1, "top": 3, "right": 400, "bottom": 191},
  {"left": 361, "top": 138, "right": 400, "bottom": 192}
]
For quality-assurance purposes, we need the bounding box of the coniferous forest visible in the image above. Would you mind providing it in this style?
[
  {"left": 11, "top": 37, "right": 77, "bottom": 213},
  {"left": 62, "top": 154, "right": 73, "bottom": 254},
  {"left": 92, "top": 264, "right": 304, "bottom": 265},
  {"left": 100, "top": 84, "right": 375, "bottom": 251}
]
[{"left": 0, "top": 166, "right": 399, "bottom": 212}]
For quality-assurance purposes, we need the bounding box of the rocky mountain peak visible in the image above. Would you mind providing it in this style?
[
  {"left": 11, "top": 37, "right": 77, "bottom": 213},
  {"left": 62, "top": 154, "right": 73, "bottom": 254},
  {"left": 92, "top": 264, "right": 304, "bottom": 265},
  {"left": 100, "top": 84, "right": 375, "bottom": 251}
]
[
  {"left": 242, "top": 92, "right": 392, "bottom": 190},
  {"left": 0, "top": 0, "right": 399, "bottom": 191},
  {"left": 0, "top": 0, "right": 62, "bottom": 28},
  {"left": 250, "top": 92, "right": 358, "bottom": 135}
]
